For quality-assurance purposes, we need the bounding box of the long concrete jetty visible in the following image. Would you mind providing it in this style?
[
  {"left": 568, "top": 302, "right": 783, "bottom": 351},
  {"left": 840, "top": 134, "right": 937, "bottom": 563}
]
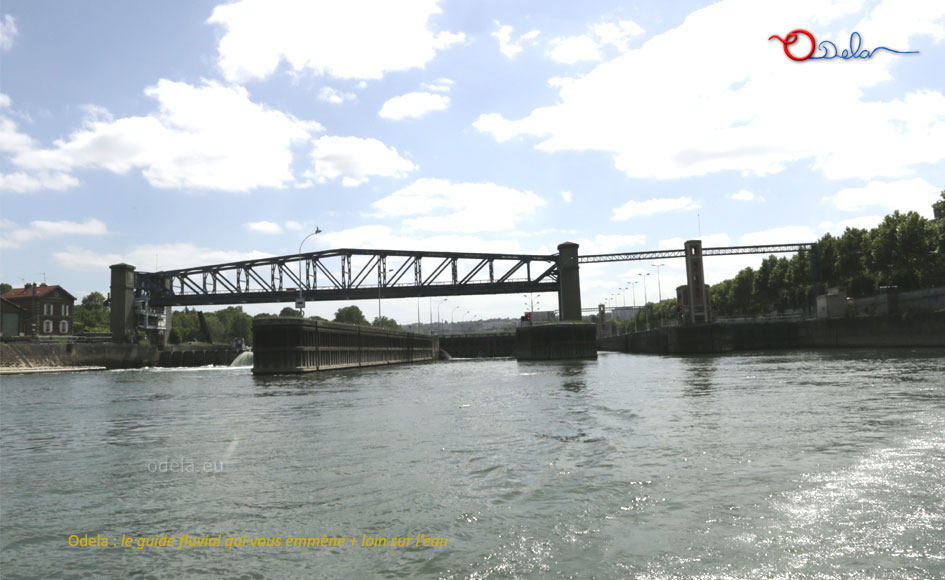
[{"left": 252, "top": 318, "right": 439, "bottom": 374}]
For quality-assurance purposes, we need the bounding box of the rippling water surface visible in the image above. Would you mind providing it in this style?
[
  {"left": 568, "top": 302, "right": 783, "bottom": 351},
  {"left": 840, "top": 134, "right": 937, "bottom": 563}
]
[{"left": 2, "top": 349, "right": 944, "bottom": 579}]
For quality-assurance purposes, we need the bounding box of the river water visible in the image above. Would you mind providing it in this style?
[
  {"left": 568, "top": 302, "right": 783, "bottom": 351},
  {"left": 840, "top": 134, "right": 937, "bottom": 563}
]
[{"left": 1, "top": 349, "right": 944, "bottom": 579}]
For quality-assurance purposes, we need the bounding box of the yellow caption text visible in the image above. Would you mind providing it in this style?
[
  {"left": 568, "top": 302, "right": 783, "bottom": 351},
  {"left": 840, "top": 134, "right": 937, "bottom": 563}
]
[{"left": 67, "top": 533, "right": 448, "bottom": 549}]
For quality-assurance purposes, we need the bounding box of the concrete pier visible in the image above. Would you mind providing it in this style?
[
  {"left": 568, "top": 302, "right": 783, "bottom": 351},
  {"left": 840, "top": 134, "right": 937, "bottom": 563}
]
[
  {"left": 438, "top": 333, "right": 515, "bottom": 358},
  {"left": 252, "top": 318, "right": 438, "bottom": 374},
  {"left": 515, "top": 323, "right": 598, "bottom": 361}
]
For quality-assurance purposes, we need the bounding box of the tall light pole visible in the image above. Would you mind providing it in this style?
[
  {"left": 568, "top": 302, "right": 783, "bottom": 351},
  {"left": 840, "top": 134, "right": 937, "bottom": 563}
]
[
  {"left": 638, "top": 272, "right": 651, "bottom": 330},
  {"left": 651, "top": 263, "right": 666, "bottom": 327},
  {"left": 620, "top": 287, "right": 627, "bottom": 307},
  {"left": 451, "top": 305, "right": 461, "bottom": 325},
  {"left": 437, "top": 299, "right": 448, "bottom": 332},
  {"left": 628, "top": 281, "right": 638, "bottom": 308},
  {"left": 296, "top": 227, "right": 322, "bottom": 316},
  {"left": 651, "top": 263, "right": 665, "bottom": 303},
  {"left": 378, "top": 267, "right": 393, "bottom": 322}
]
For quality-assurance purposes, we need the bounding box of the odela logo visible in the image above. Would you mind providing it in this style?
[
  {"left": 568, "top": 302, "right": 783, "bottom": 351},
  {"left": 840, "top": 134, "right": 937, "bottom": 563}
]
[{"left": 768, "top": 30, "right": 918, "bottom": 61}]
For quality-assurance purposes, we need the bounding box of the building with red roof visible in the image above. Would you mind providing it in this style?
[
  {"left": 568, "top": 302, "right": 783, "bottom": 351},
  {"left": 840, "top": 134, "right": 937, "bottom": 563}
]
[{"left": 1, "top": 283, "right": 76, "bottom": 336}]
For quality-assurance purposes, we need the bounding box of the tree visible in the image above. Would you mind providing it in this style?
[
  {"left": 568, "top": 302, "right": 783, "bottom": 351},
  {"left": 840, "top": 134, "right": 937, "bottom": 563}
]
[
  {"left": 933, "top": 190, "right": 945, "bottom": 220},
  {"left": 0, "top": 282, "right": 11, "bottom": 295},
  {"left": 73, "top": 291, "right": 109, "bottom": 333},
  {"left": 371, "top": 316, "right": 402, "bottom": 331},
  {"left": 279, "top": 307, "right": 302, "bottom": 318},
  {"left": 81, "top": 291, "right": 106, "bottom": 309},
  {"left": 334, "top": 305, "right": 368, "bottom": 325}
]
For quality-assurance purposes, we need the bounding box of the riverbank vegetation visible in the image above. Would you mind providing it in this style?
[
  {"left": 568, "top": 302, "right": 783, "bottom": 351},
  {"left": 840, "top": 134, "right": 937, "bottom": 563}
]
[{"left": 625, "top": 192, "right": 944, "bottom": 326}]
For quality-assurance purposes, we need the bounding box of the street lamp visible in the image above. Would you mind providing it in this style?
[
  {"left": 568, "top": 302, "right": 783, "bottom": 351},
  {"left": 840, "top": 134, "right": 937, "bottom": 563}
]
[
  {"left": 378, "top": 267, "right": 393, "bottom": 322},
  {"left": 437, "top": 299, "right": 448, "bottom": 332},
  {"left": 451, "top": 305, "right": 461, "bottom": 324},
  {"left": 651, "top": 263, "right": 666, "bottom": 327},
  {"left": 638, "top": 272, "right": 651, "bottom": 330},
  {"left": 628, "top": 281, "right": 638, "bottom": 308},
  {"left": 296, "top": 227, "right": 322, "bottom": 315},
  {"left": 651, "top": 264, "right": 665, "bottom": 303}
]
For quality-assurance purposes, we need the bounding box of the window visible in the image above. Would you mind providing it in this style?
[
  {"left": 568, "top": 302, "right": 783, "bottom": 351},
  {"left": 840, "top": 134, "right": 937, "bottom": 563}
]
[
  {"left": 60, "top": 320, "right": 68, "bottom": 334},
  {"left": 44, "top": 303, "right": 53, "bottom": 315},
  {"left": 62, "top": 304, "right": 70, "bottom": 316},
  {"left": 43, "top": 320, "right": 52, "bottom": 333}
]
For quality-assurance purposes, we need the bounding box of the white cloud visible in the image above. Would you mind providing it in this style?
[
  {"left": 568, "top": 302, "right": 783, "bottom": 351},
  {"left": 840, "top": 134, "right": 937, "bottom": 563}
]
[
  {"left": 0, "top": 218, "right": 108, "bottom": 249},
  {"left": 548, "top": 35, "right": 602, "bottom": 64},
  {"left": 307, "top": 136, "right": 417, "bottom": 186},
  {"left": 477, "top": 0, "right": 945, "bottom": 181},
  {"left": 560, "top": 190, "right": 572, "bottom": 202},
  {"left": 422, "top": 78, "right": 453, "bottom": 93},
  {"left": 208, "top": 0, "right": 464, "bottom": 82},
  {"left": 658, "top": 233, "right": 732, "bottom": 250},
  {"left": 826, "top": 178, "right": 939, "bottom": 218},
  {"left": 493, "top": 21, "right": 540, "bottom": 58},
  {"left": 317, "top": 87, "right": 356, "bottom": 104},
  {"left": 547, "top": 18, "right": 643, "bottom": 65},
  {"left": 53, "top": 243, "right": 272, "bottom": 272},
  {"left": 0, "top": 14, "right": 17, "bottom": 51},
  {"left": 740, "top": 225, "right": 818, "bottom": 245},
  {"left": 574, "top": 234, "right": 647, "bottom": 254},
  {"left": 819, "top": 215, "right": 884, "bottom": 234},
  {"left": 372, "top": 178, "right": 546, "bottom": 233},
  {"left": 0, "top": 111, "right": 35, "bottom": 155},
  {"left": 11, "top": 80, "right": 322, "bottom": 192},
  {"left": 284, "top": 220, "right": 303, "bottom": 231},
  {"left": 592, "top": 19, "right": 644, "bottom": 51},
  {"left": 317, "top": 224, "right": 533, "bottom": 255},
  {"left": 611, "top": 196, "right": 700, "bottom": 221},
  {"left": 0, "top": 171, "right": 79, "bottom": 193},
  {"left": 246, "top": 221, "right": 283, "bottom": 234},
  {"left": 730, "top": 189, "right": 763, "bottom": 201},
  {"left": 379, "top": 92, "right": 450, "bottom": 120}
]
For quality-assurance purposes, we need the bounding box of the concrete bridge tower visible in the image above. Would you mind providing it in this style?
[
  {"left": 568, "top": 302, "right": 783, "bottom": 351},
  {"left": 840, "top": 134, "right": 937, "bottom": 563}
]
[
  {"left": 683, "top": 240, "right": 709, "bottom": 324},
  {"left": 110, "top": 263, "right": 136, "bottom": 342},
  {"left": 557, "top": 242, "right": 583, "bottom": 321}
]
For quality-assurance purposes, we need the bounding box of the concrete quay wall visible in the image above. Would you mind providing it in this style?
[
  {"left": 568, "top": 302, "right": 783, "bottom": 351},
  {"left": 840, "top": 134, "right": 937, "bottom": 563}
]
[
  {"left": 439, "top": 333, "right": 515, "bottom": 358},
  {"left": 515, "top": 323, "right": 597, "bottom": 361},
  {"left": 252, "top": 319, "right": 438, "bottom": 374},
  {"left": 598, "top": 312, "right": 945, "bottom": 355},
  {"left": 0, "top": 341, "right": 243, "bottom": 370}
]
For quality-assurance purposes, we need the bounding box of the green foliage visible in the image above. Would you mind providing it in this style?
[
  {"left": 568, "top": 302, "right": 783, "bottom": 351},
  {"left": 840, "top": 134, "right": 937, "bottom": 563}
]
[
  {"left": 73, "top": 291, "right": 109, "bottom": 333},
  {"left": 933, "top": 190, "right": 945, "bottom": 220},
  {"left": 371, "top": 315, "right": 402, "bottom": 331},
  {"left": 170, "top": 306, "right": 253, "bottom": 345},
  {"left": 333, "top": 305, "right": 368, "bottom": 325},
  {"left": 704, "top": 197, "right": 945, "bottom": 317},
  {"left": 279, "top": 307, "right": 302, "bottom": 318},
  {"left": 0, "top": 282, "right": 12, "bottom": 294}
]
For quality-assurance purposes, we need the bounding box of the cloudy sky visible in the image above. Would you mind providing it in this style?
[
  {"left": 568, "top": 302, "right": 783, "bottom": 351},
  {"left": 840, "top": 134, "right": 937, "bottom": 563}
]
[{"left": 1, "top": 0, "right": 943, "bottom": 323}]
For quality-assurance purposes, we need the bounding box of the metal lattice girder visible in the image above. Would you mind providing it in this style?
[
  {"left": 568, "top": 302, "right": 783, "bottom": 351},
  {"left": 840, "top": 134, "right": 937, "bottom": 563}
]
[
  {"left": 136, "top": 248, "right": 560, "bottom": 307},
  {"left": 578, "top": 243, "right": 813, "bottom": 264}
]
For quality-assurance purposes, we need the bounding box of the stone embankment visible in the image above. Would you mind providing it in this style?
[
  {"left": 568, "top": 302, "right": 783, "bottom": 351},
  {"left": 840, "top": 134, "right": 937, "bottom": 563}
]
[
  {"left": 598, "top": 312, "right": 945, "bottom": 355},
  {"left": 0, "top": 342, "right": 244, "bottom": 372}
]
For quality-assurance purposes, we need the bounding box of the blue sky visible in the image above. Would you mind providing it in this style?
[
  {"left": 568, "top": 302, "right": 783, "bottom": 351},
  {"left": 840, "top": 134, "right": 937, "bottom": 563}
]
[{"left": 1, "top": 0, "right": 943, "bottom": 323}]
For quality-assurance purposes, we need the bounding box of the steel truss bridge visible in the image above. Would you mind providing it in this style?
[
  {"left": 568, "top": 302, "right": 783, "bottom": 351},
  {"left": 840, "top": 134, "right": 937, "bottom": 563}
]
[{"left": 135, "top": 243, "right": 813, "bottom": 307}]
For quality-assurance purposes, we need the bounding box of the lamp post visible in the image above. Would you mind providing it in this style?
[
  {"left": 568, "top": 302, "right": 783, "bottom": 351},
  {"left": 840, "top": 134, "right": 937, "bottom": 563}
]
[
  {"left": 451, "top": 305, "right": 461, "bottom": 325},
  {"left": 620, "top": 287, "right": 627, "bottom": 307},
  {"left": 639, "top": 272, "right": 651, "bottom": 330},
  {"left": 628, "top": 281, "right": 638, "bottom": 308},
  {"left": 651, "top": 263, "right": 665, "bottom": 327},
  {"left": 377, "top": 267, "right": 393, "bottom": 322},
  {"left": 296, "top": 227, "right": 322, "bottom": 316},
  {"left": 651, "top": 263, "right": 665, "bottom": 303},
  {"left": 437, "top": 299, "right": 448, "bottom": 333}
]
